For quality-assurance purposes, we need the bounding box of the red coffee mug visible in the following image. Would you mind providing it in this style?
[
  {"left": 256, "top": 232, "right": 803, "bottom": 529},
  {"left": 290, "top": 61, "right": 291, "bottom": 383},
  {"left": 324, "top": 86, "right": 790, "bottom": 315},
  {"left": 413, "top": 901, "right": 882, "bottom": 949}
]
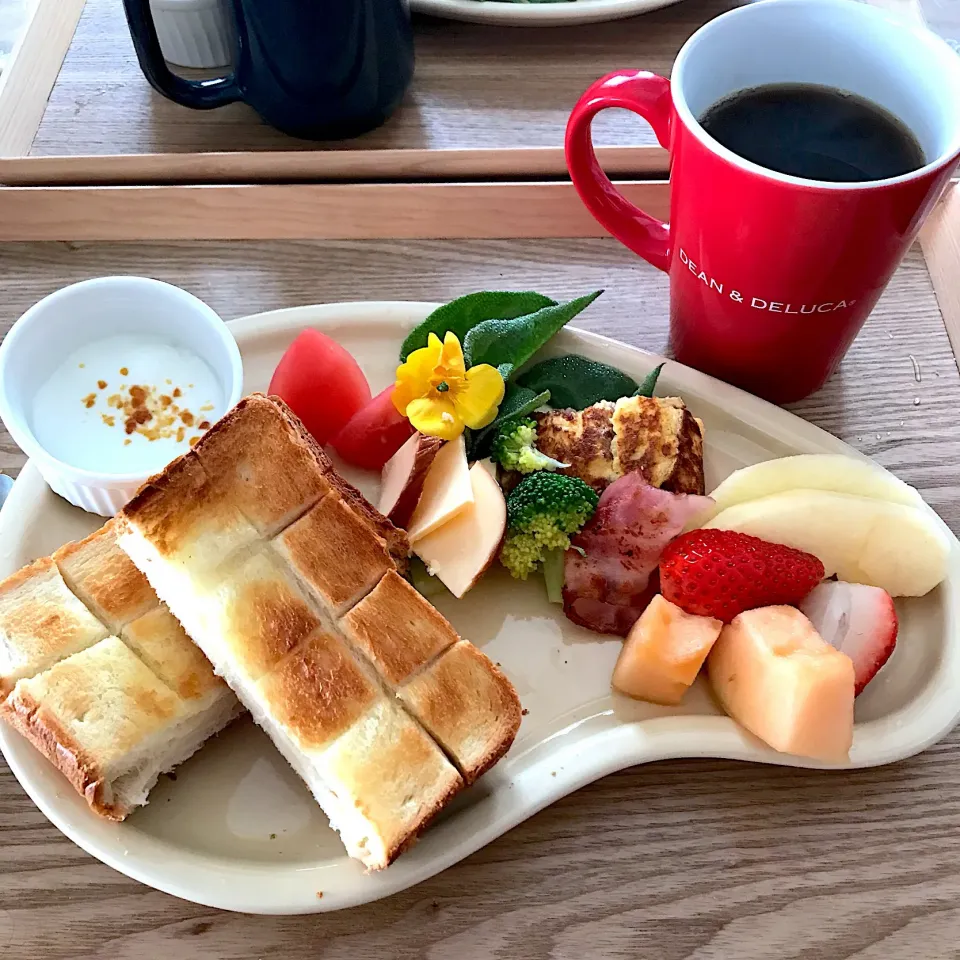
[{"left": 565, "top": 0, "right": 960, "bottom": 403}]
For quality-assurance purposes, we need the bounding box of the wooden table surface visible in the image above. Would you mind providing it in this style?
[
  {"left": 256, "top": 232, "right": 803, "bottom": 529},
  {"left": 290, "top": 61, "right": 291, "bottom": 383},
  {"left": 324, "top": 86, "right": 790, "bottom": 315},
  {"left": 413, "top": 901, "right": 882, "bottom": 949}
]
[
  {"left": 25, "top": 0, "right": 955, "bottom": 160},
  {"left": 2, "top": 238, "right": 960, "bottom": 958}
]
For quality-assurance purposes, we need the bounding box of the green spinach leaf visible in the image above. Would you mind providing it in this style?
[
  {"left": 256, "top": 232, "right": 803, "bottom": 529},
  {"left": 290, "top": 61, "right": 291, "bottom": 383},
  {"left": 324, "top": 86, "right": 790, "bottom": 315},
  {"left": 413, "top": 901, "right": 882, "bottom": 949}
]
[
  {"left": 634, "top": 362, "right": 665, "bottom": 398},
  {"left": 399, "top": 291, "right": 556, "bottom": 362},
  {"left": 462, "top": 291, "right": 603, "bottom": 375},
  {"left": 516, "top": 354, "right": 637, "bottom": 409}
]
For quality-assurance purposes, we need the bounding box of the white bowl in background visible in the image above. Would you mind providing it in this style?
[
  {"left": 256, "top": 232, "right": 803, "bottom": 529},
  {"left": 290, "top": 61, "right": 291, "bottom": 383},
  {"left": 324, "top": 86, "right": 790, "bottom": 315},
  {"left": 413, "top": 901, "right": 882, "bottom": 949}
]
[
  {"left": 149, "top": 0, "right": 235, "bottom": 69},
  {"left": 0, "top": 276, "right": 243, "bottom": 517}
]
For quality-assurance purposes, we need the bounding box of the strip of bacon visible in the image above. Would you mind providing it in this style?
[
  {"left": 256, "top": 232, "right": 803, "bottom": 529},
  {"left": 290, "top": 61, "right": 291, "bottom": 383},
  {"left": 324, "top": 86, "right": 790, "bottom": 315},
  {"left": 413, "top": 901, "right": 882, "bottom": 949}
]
[{"left": 562, "top": 473, "right": 713, "bottom": 637}]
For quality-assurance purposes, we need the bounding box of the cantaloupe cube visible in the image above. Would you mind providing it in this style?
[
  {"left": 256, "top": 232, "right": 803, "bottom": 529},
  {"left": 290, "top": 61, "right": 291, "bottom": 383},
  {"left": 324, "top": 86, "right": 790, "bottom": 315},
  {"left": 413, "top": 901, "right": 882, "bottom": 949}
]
[
  {"left": 707, "top": 606, "right": 855, "bottom": 762},
  {"left": 612, "top": 595, "right": 723, "bottom": 706}
]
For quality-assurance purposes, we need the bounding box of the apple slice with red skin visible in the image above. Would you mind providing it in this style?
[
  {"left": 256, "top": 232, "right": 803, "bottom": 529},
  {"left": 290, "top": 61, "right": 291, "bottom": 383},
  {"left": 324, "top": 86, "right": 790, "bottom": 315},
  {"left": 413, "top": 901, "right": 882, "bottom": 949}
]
[{"left": 379, "top": 432, "right": 445, "bottom": 528}]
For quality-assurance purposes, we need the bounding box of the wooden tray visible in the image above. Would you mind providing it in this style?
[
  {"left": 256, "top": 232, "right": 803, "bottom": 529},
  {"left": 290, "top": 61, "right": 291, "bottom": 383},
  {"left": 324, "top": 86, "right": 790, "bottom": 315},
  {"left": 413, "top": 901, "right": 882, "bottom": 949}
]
[{"left": 0, "top": 0, "right": 949, "bottom": 187}]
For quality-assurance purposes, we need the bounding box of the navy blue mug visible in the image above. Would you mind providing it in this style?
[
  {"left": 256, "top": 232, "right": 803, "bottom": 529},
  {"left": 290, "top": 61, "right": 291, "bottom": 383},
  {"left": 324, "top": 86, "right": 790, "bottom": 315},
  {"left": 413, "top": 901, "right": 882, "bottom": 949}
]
[{"left": 122, "top": 0, "right": 414, "bottom": 140}]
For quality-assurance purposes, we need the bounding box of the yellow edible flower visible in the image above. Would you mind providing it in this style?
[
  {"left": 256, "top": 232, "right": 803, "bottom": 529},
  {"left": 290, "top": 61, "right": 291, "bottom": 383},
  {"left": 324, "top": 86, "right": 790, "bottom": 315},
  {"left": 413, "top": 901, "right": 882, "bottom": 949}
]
[{"left": 393, "top": 331, "right": 504, "bottom": 441}]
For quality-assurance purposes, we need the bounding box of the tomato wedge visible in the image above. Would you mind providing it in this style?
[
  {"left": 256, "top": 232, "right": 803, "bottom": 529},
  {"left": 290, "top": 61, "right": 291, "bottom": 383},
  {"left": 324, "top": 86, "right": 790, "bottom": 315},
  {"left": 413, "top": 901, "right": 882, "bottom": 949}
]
[
  {"left": 268, "top": 330, "right": 371, "bottom": 445},
  {"left": 329, "top": 385, "right": 415, "bottom": 471}
]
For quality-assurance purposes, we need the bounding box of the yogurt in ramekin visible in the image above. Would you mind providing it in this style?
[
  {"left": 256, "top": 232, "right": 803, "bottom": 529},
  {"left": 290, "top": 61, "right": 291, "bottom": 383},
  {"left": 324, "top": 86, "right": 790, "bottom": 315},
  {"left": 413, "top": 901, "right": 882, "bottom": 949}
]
[{"left": 0, "top": 277, "right": 243, "bottom": 516}]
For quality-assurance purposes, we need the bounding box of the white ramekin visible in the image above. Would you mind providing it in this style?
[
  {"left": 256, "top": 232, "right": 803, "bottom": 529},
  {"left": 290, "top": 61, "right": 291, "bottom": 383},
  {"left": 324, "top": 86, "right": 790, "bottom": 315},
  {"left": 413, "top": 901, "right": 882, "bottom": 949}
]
[
  {"left": 0, "top": 277, "right": 243, "bottom": 517},
  {"left": 149, "top": 0, "right": 235, "bottom": 70}
]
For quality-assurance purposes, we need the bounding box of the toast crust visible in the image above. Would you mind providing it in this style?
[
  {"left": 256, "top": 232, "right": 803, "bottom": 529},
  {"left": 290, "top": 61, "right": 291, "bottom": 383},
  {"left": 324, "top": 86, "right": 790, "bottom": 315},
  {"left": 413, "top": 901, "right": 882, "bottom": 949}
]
[{"left": 1, "top": 683, "right": 116, "bottom": 817}]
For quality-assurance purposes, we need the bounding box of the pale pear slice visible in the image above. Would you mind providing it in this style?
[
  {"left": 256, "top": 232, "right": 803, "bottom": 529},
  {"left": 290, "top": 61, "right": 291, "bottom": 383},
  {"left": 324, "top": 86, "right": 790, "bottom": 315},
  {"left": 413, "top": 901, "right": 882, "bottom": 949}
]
[
  {"left": 700, "top": 454, "right": 924, "bottom": 524},
  {"left": 704, "top": 489, "right": 950, "bottom": 597},
  {"left": 413, "top": 461, "right": 506, "bottom": 598}
]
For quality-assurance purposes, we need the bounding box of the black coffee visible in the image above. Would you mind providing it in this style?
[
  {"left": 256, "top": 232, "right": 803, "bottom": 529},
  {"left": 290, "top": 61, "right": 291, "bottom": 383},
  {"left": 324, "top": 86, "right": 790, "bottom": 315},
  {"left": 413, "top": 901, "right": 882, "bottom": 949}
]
[{"left": 698, "top": 83, "right": 925, "bottom": 183}]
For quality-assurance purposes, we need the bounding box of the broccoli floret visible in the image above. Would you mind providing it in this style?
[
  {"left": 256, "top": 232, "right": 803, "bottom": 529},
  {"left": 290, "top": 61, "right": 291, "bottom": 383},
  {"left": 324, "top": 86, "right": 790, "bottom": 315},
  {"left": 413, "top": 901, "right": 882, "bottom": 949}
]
[
  {"left": 490, "top": 418, "right": 569, "bottom": 475},
  {"left": 542, "top": 548, "right": 565, "bottom": 604},
  {"left": 499, "top": 472, "right": 599, "bottom": 579}
]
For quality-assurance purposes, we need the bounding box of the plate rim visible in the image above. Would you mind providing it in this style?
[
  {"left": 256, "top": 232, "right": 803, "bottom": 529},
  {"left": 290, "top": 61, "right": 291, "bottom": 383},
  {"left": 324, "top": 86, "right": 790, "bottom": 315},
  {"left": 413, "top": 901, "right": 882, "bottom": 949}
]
[
  {"left": 410, "top": 0, "right": 685, "bottom": 26},
  {"left": 2, "top": 299, "right": 959, "bottom": 915}
]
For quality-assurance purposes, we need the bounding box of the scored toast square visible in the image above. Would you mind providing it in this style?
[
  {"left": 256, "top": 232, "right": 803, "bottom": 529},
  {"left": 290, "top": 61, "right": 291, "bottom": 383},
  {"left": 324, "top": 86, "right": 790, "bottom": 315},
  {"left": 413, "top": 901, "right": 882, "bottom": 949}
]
[
  {"left": 255, "top": 627, "right": 382, "bottom": 754},
  {"left": 399, "top": 641, "right": 522, "bottom": 784},
  {"left": 193, "top": 394, "right": 333, "bottom": 537},
  {"left": 193, "top": 549, "right": 325, "bottom": 684},
  {"left": 121, "top": 606, "right": 228, "bottom": 704},
  {"left": 340, "top": 570, "right": 459, "bottom": 687},
  {"left": 0, "top": 558, "right": 109, "bottom": 695},
  {"left": 273, "top": 493, "right": 394, "bottom": 618},
  {"left": 53, "top": 521, "right": 158, "bottom": 631},
  {"left": 195, "top": 393, "right": 410, "bottom": 571},
  {"left": 121, "top": 450, "right": 264, "bottom": 589}
]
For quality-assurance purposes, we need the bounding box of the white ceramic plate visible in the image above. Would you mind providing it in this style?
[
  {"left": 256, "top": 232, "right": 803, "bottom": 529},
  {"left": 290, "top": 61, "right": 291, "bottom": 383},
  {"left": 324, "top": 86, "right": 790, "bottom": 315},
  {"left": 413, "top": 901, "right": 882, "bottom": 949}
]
[
  {"left": 411, "top": 0, "right": 684, "bottom": 27},
  {"left": 2, "top": 301, "right": 959, "bottom": 915}
]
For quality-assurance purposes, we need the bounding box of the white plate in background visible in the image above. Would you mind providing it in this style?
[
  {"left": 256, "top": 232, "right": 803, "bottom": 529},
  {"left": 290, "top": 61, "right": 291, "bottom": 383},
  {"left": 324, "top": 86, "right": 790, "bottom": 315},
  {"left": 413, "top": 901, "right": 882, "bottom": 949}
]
[{"left": 411, "top": 0, "right": 684, "bottom": 27}]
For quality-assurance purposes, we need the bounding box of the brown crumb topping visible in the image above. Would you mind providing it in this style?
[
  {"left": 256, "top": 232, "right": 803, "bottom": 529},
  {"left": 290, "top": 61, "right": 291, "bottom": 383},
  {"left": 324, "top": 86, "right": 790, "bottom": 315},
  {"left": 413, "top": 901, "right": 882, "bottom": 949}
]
[{"left": 81, "top": 373, "right": 214, "bottom": 446}]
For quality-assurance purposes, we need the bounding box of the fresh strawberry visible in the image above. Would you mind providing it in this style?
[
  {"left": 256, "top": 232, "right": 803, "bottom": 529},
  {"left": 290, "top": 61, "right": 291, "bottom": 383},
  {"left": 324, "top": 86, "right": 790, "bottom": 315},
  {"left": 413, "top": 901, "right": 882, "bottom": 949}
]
[
  {"left": 659, "top": 528, "right": 824, "bottom": 622},
  {"left": 799, "top": 581, "right": 898, "bottom": 695}
]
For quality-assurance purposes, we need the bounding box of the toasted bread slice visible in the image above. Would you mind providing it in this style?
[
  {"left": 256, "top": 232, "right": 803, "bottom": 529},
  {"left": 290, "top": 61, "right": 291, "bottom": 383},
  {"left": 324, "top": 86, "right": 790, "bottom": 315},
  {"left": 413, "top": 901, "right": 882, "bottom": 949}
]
[
  {"left": 53, "top": 521, "right": 157, "bottom": 631},
  {"left": 117, "top": 394, "right": 519, "bottom": 868},
  {"left": 2, "top": 636, "right": 241, "bottom": 818},
  {"left": 399, "top": 641, "right": 521, "bottom": 783},
  {"left": 0, "top": 522, "right": 241, "bottom": 818},
  {"left": 0, "top": 558, "right": 109, "bottom": 695},
  {"left": 340, "top": 570, "right": 458, "bottom": 686}
]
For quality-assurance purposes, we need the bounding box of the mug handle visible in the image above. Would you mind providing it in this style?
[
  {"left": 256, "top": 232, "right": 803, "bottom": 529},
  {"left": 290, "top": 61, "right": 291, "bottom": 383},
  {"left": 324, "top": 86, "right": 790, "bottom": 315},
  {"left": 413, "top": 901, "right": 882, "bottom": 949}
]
[
  {"left": 122, "top": 0, "right": 241, "bottom": 108},
  {"left": 565, "top": 71, "right": 673, "bottom": 273}
]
